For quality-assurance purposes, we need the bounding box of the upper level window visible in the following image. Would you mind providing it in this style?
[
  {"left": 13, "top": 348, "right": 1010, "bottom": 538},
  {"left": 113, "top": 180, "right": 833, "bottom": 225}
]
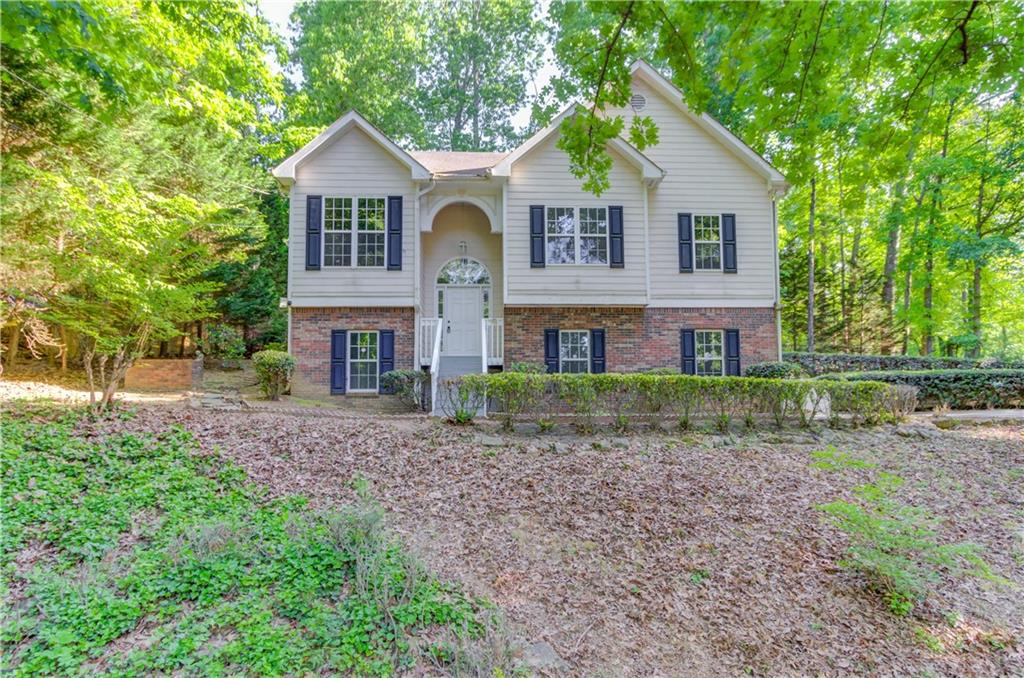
[
  {"left": 356, "top": 198, "right": 386, "bottom": 267},
  {"left": 322, "top": 197, "right": 386, "bottom": 267},
  {"left": 695, "top": 330, "right": 723, "bottom": 376},
  {"left": 323, "top": 198, "right": 352, "bottom": 267},
  {"left": 559, "top": 330, "right": 590, "bottom": 373},
  {"left": 694, "top": 215, "right": 722, "bottom": 270},
  {"left": 546, "top": 207, "right": 608, "bottom": 265}
]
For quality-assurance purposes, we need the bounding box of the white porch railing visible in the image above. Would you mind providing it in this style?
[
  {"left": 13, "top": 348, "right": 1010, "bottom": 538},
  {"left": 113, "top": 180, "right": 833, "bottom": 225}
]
[
  {"left": 419, "top": 317, "right": 440, "bottom": 366},
  {"left": 429, "top": 319, "right": 443, "bottom": 414},
  {"left": 484, "top": 318, "right": 504, "bottom": 366}
]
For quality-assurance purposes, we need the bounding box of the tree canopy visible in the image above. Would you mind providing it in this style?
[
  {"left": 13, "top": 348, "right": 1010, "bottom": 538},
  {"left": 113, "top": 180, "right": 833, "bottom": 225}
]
[
  {"left": 2, "top": 0, "right": 1022, "bottom": 405},
  {"left": 548, "top": 0, "right": 1024, "bottom": 357}
]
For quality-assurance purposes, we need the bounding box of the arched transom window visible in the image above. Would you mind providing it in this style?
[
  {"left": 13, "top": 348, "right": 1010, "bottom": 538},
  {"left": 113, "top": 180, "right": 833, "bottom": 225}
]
[{"left": 436, "top": 257, "right": 490, "bottom": 285}]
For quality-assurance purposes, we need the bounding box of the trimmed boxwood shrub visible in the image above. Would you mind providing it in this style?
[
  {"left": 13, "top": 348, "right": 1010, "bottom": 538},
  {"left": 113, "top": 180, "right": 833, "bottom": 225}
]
[
  {"left": 459, "top": 372, "right": 915, "bottom": 432},
  {"left": 251, "top": 350, "right": 295, "bottom": 400},
  {"left": 785, "top": 351, "right": 1024, "bottom": 376},
  {"left": 744, "top": 361, "right": 806, "bottom": 379},
  {"left": 819, "top": 369, "right": 1024, "bottom": 410},
  {"left": 379, "top": 369, "right": 430, "bottom": 410}
]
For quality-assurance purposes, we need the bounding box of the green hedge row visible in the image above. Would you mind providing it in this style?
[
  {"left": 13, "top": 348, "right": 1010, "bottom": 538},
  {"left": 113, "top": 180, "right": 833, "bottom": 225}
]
[
  {"left": 784, "top": 352, "right": 1024, "bottom": 376},
  {"left": 456, "top": 373, "right": 916, "bottom": 432},
  {"left": 819, "top": 369, "right": 1024, "bottom": 410}
]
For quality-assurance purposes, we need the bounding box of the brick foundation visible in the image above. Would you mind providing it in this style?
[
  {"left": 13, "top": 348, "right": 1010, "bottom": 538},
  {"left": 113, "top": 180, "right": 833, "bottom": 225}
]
[
  {"left": 124, "top": 357, "right": 203, "bottom": 391},
  {"left": 503, "top": 306, "right": 778, "bottom": 373},
  {"left": 290, "top": 307, "right": 415, "bottom": 396}
]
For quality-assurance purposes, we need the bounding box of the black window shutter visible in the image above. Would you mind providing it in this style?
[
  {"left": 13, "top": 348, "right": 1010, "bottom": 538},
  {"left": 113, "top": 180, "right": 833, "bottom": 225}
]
[
  {"left": 680, "top": 329, "right": 696, "bottom": 375},
  {"left": 677, "top": 213, "right": 693, "bottom": 273},
  {"left": 608, "top": 206, "right": 624, "bottom": 268},
  {"left": 725, "top": 329, "right": 741, "bottom": 376},
  {"left": 544, "top": 328, "right": 559, "bottom": 373},
  {"left": 378, "top": 329, "right": 395, "bottom": 392},
  {"left": 722, "top": 213, "right": 737, "bottom": 273},
  {"left": 306, "top": 195, "right": 323, "bottom": 270},
  {"left": 590, "top": 329, "right": 606, "bottom": 373},
  {"left": 530, "top": 205, "right": 545, "bottom": 268},
  {"left": 387, "top": 196, "right": 403, "bottom": 270},
  {"left": 330, "top": 329, "right": 347, "bottom": 394}
]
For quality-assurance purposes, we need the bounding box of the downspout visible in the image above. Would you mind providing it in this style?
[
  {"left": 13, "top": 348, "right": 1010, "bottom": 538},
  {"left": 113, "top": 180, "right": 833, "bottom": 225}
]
[{"left": 771, "top": 188, "right": 782, "bottom": 360}]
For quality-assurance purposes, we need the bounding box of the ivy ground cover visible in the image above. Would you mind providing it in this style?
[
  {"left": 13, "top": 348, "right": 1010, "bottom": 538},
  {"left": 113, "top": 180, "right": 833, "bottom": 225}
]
[{"left": 0, "top": 406, "right": 503, "bottom": 676}]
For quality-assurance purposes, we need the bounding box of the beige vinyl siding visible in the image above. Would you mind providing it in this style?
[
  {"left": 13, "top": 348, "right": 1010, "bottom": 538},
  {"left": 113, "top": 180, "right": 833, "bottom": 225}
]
[
  {"left": 289, "top": 127, "right": 416, "bottom": 306},
  {"left": 505, "top": 135, "right": 647, "bottom": 305},
  {"left": 609, "top": 79, "right": 777, "bottom": 306}
]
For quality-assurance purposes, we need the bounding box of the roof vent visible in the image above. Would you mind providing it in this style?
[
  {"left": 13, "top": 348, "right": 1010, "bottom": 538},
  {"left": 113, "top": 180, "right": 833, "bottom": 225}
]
[{"left": 629, "top": 94, "right": 647, "bottom": 112}]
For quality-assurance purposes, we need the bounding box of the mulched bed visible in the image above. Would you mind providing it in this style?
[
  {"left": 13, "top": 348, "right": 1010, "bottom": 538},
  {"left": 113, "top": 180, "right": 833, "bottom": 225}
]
[{"left": 111, "top": 408, "right": 1024, "bottom": 675}]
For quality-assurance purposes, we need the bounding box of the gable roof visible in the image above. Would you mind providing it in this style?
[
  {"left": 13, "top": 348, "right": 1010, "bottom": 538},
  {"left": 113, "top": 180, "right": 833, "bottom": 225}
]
[
  {"left": 629, "top": 60, "right": 789, "bottom": 194},
  {"left": 271, "top": 110, "right": 431, "bottom": 186},
  {"left": 410, "top": 151, "right": 507, "bottom": 178},
  {"left": 490, "top": 104, "right": 665, "bottom": 187}
]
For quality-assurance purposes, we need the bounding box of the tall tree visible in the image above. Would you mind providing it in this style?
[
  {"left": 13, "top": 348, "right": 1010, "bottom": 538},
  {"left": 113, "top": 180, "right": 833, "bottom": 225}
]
[
  {"left": 287, "top": 0, "right": 543, "bottom": 151},
  {"left": 546, "top": 0, "right": 1024, "bottom": 357}
]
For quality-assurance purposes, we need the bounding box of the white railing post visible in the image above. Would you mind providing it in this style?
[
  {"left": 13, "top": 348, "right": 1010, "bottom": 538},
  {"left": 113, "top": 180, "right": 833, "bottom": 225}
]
[
  {"left": 481, "top": 318, "right": 488, "bottom": 374},
  {"left": 429, "top": 319, "right": 443, "bottom": 414}
]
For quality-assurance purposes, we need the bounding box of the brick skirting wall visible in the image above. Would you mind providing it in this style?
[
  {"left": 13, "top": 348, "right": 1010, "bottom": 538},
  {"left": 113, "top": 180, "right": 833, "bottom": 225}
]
[
  {"left": 290, "top": 307, "right": 415, "bottom": 396},
  {"left": 124, "top": 357, "right": 203, "bottom": 391},
  {"left": 503, "top": 306, "right": 779, "bottom": 373}
]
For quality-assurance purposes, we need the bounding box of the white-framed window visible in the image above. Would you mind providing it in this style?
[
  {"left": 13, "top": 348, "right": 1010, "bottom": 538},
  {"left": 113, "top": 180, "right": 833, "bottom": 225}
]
[
  {"left": 694, "top": 215, "right": 722, "bottom": 270},
  {"left": 323, "top": 197, "right": 352, "bottom": 267},
  {"left": 695, "top": 330, "right": 724, "bottom": 376},
  {"left": 356, "top": 197, "right": 386, "bottom": 267},
  {"left": 559, "top": 330, "right": 590, "bottom": 373},
  {"left": 545, "top": 207, "right": 608, "bottom": 265},
  {"left": 348, "top": 331, "right": 379, "bottom": 392}
]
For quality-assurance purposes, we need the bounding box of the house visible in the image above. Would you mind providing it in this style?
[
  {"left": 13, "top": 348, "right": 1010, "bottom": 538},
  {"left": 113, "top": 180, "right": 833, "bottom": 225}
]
[{"left": 271, "top": 61, "right": 789, "bottom": 399}]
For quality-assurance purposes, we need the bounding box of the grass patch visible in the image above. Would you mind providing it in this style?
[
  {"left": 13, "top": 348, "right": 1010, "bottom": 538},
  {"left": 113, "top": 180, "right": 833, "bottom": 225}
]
[{"left": 1, "top": 407, "right": 509, "bottom": 676}]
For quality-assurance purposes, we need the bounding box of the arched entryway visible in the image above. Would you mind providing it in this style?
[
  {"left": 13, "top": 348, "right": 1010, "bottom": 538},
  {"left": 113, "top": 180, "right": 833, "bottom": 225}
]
[
  {"left": 420, "top": 202, "right": 502, "bottom": 359},
  {"left": 435, "top": 257, "right": 491, "bottom": 356}
]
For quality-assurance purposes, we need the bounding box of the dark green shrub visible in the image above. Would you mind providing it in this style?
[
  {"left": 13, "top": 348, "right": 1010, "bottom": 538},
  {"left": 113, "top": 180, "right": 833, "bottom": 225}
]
[
  {"left": 201, "top": 324, "right": 245, "bottom": 360},
  {"left": 251, "top": 350, "right": 295, "bottom": 400},
  {"left": 786, "top": 351, "right": 1024, "bottom": 376},
  {"left": 641, "top": 367, "right": 679, "bottom": 375},
  {"left": 461, "top": 372, "right": 546, "bottom": 431},
  {"left": 380, "top": 369, "right": 429, "bottom": 410},
  {"left": 453, "top": 373, "right": 908, "bottom": 432},
  {"left": 508, "top": 361, "right": 546, "bottom": 373},
  {"left": 820, "top": 369, "right": 1023, "bottom": 409},
  {"left": 744, "top": 361, "right": 806, "bottom": 379},
  {"left": 262, "top": 341, "right": 286, "bottom": 352}
]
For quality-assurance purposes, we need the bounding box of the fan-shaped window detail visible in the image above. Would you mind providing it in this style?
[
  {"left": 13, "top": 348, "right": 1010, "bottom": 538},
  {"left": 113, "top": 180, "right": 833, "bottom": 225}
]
[{"left": 436, "top": 257, "right": 490, "bottom": 285}]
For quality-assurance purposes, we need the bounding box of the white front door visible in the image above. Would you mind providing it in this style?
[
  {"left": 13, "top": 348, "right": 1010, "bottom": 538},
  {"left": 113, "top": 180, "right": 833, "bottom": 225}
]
[{"left": 443, "top": 287, "right": 482, "bottom": 355}]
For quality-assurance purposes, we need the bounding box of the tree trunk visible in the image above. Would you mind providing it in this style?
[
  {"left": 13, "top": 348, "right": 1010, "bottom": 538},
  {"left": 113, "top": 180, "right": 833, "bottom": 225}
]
[
  {"left": 59, "top": 325, "right": 68, "bottom": 371},
  {"left": 900, "top": 183, "right": 928, "bottom": 354},
  {"left": 806, "top": 176, "right": 817, "bottom": 352},
  {"left": 967, "top": 118, "right": 989, "bottom": 358},
  {"left": 7, "top": 323, "right": 20, "bottom": 367},
  {"left": 922, "top": 101, "right": 955, "bottom": 356},
  {"left": 880, "top": 136, "right": 921, "bottom": 354}
]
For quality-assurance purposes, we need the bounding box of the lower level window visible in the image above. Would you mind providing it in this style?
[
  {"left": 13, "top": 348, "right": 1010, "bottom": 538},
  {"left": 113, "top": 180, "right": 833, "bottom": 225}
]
[
  {"left": 559, "top": 330, "right": 590, "bottom": 373},
  {"left": 349, "top": 331, "right": 378, "bottom": 391},
  {"left": 695, "top": 330, "right": 723, "bottom": 376}
]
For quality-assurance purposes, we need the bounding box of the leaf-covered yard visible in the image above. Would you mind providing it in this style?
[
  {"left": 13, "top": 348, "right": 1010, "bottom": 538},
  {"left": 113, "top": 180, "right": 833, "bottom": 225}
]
[
  {"left": 1, "top": 407, "right": 508, "bottom": 676},
  {"left": 6, "top": 398, "right": 1019, "bottom": 675}
]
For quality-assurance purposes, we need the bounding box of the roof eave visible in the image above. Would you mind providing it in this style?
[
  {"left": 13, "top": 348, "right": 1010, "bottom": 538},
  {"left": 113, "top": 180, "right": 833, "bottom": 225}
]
[{"left": 269, "top": 110, "right": 432, "bottom": 183}]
